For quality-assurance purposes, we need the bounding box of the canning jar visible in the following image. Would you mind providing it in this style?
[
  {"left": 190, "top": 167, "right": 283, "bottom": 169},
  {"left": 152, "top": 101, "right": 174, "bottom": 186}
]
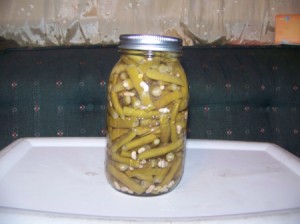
[{"left": 105, "top": 34, "right": 189, "bottom": 196}]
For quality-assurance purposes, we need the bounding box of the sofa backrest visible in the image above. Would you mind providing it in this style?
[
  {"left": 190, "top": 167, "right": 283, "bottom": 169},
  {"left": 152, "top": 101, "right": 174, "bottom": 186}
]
[{"left": 0, "top": 46, "right": 299, "bottom": 156}]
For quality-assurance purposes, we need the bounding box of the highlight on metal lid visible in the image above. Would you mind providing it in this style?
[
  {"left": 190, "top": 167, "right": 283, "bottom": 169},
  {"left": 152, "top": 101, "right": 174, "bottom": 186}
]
[{"left": 118, "top": 34, "right": 183, "bottom": 52}]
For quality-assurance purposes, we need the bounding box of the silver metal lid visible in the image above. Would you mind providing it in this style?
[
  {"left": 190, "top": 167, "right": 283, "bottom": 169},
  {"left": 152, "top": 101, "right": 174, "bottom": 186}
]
[{"left": 119, "top": 34, "right": 182, "bottom": 52}]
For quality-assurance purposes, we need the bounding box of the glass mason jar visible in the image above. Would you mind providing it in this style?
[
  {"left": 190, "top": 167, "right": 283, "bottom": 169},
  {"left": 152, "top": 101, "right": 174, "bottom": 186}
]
[{"left": 105, "top": 34, "right": 189, "bottom": 196}]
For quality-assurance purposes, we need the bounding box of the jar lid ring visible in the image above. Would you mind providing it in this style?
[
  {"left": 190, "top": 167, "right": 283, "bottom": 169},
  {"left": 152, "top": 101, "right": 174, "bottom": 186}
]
[{"left": 119, "top": 34, "right": 182, "bottom": 52}]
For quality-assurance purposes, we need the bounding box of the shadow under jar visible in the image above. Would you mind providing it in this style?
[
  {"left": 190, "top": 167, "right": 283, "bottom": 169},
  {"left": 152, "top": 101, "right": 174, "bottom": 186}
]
[{"left": 105, "top": 34, "right": 189, "bottom": 196}]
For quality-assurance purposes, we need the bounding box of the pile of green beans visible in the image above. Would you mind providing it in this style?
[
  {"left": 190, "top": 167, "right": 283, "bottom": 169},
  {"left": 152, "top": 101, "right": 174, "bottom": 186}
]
[{"left": 106, "top": 51, "right": 189, "bottom": 196}]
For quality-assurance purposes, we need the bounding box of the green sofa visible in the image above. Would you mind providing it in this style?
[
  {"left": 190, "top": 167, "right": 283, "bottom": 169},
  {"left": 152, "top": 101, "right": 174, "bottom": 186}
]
[{"left": 0, "top": 45, "right": 299, "bottom": 157}]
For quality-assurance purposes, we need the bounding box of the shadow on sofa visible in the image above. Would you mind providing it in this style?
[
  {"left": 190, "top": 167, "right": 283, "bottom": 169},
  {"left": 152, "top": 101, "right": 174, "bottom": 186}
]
[{"left": 0, "top": 45, "right": 299, "bottom": 157}]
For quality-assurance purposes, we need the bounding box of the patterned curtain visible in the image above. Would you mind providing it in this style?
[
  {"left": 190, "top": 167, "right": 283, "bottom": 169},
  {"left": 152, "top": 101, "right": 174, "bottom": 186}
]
[{"left": 0, "top": 0, "right": 299, "bottom": 47}]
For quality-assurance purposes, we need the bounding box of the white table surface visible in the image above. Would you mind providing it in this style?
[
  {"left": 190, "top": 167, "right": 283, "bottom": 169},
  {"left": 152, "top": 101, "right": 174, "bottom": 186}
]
[{"left": 0, "top": 137, "right": 300, "bottom": 224}]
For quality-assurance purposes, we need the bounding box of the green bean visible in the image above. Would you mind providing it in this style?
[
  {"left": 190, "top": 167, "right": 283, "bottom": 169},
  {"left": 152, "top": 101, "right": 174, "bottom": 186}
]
[
  {"left": 120, "top": 150, "right": 131, "bottom": 158},
  {"left": 125, "top": 171, "right": 153, "bottom": 181},
  {"left": 127, "top": 55, "right": 145, "bottom": 64},
  {"left": 107, "top": 163, "right": 145, "bottom": 194},
  {"left": 109, "top": 128, "right": 128, "bottom": 141},
  {"left": 160, "top": 113, "right": 170, "bottom": 144},
  {"left": 138, "top": 60, "right": 155, "bottom": 73},
  {"left": 111, "top": 153, "right": 140, "bottom": 167},
  {"left": 153, "top": 91, "right": 183, "bottom": 108},
  {"left": 125, "top": 169, "right": 155, "bottom": 182},
  {"left": 174, "top": 144, "right": 185, "bottom": 153},
  {"left": 166, "top": 83, "right": 179, "bottom": 91},
  {"left": 159, "top": 89, "right": 173, "bottom": 98},
  {"left": 160, "top": 157, "right": 182, "bottom": 186},
  {"left": 111, "top": 62, "right": 126, "bottom": 74},
  {"left": 176, "top": 121, "right": 186, "bottom": 135},
  {"left": 112, "top": 79, "right": 134, "bottom": 93},
  {"left": 122, "top": 134, "right": 157, "bottom": 151},
  {"left": 122, "top": 95, "right": 131, "bottom": 106},
  {"left": 175, "top": 111, "right": 187, "bottom": 122},
  {"left": 146, "top": 69, "right": 184, "bottom": 86},
  {"left": 107, "top": 116, "right": 139, "bottom": 128},
  {"left": 133, "top": 126, "right": 152, "bottom": 135},
  {"left": 126, "top": 167, "right": 167, "bottom": 177},
  {"left": 133, "top": 126, "right": 160, "bottom": 136},
  {"left": 123, "top": 106, "right": 160, "bottom": 118},
  {"left": 170, "top": 121, "right": 178, "bottom": 142},
  {"left": 111, "top": 91, "right": 124, "bottom": 119},
  {"left": 108, "top": 106, "right": 119, "bottom": 119},
  {"left": 176, "top": 65, "right": 189, "bottom": 98},
  {"left": 158, "top": 64, "right": 171, "bottom": 73},
  {"left": 170, "top": 101, "right": 180, "bottom": 142},
  {"left": 179, "top": 99, "right": 188, "bottom": 111},
  {"left": 110, "top": 160, "right": 129, "bottom": 172},
  {"left": 171, "top": 101, "right": 180, "bottom": 121},
  {"left": 153, "top": 166, "right": 171, "bottom": 184},
  {"left": 112, "top": 81, "right": 125, "bottom": 92},
  {"left": 139, "top": 118, "right": 159, "bottom": 127},
  {"left": 111, "top": 76, "right": 125, "bottom": 119},
  {"left": 138, "top": 138, "right": 183, "bottom": 160},
  {"left": 131, "top": 96, "right": 141, "bottom": 108},
  {"left": 122, "top": 56, "right": 135, "bottom": 65},
  {"left": 111, "top": 130, "right": 137, "bottom": 152},
  {"left": 126, "top": 65, "right": 153, "bottom": 107}
]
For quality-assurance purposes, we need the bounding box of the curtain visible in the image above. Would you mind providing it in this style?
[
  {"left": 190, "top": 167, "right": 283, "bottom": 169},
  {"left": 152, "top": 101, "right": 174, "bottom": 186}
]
[{"left": 0, "top": 0, "right": 300, "bottom": 47}]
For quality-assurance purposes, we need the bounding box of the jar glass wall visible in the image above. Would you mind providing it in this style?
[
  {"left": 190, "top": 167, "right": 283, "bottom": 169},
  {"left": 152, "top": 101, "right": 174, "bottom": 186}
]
[{"left": 105, "top": 35, "right": 189, "bottom": 196}]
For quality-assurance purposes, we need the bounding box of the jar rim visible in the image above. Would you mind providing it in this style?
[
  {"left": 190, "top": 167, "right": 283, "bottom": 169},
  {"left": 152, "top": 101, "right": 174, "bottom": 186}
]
[{"left": 118, "top": 34, "right": 182, "bottom": 52}]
